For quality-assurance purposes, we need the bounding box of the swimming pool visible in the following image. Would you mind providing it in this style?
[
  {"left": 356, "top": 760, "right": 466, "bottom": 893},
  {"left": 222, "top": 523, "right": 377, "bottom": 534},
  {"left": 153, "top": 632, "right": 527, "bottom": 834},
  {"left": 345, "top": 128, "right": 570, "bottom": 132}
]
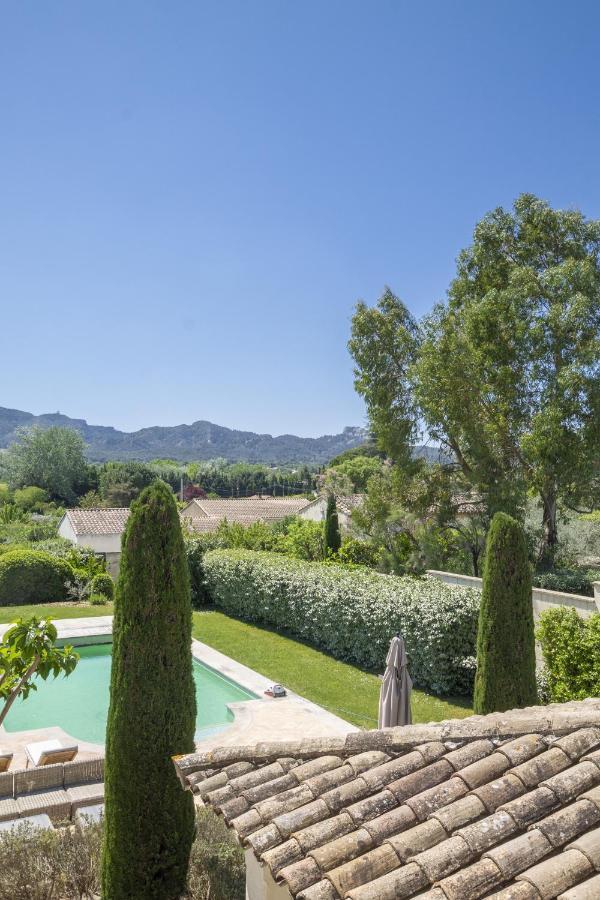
[{"left": 3, "top": 644, "right": 257, "bottom": 744}]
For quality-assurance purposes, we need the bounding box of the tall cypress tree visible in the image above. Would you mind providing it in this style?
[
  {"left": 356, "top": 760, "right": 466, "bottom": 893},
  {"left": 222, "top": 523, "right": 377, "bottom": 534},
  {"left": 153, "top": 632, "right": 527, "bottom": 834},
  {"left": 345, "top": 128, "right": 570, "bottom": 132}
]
[
  {"left": 473, "top": 511, "right": 537, "bottom": 715},
  {"left": 324, "top": 493, "right": 342, "bottom": 555},
  {"left": 102, "top": 480, "right": 196, "bottom": 899}
]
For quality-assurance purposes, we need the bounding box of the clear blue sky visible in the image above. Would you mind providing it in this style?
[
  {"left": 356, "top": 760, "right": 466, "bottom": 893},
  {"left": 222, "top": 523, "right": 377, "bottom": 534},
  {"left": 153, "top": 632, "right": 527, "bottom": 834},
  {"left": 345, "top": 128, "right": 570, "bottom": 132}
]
[{"left": 1, "top": 1, "right": 599, "bottom": 437}]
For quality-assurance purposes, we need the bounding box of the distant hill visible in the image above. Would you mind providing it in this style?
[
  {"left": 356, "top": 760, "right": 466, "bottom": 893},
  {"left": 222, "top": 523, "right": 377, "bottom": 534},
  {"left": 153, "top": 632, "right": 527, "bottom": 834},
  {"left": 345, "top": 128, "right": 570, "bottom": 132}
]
[{"left": 0, "top": 406, "right": 370, "bottom": 465}]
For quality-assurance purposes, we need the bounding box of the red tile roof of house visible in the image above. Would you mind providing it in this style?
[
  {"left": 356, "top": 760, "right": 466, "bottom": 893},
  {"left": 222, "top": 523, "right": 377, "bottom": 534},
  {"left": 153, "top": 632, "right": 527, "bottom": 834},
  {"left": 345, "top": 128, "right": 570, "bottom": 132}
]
[
  {"left": 63, "top": 508, "right": 130, "bottom": 536},
  {"left": 174, "top": 700, "right": 600, "bottom": 900}
]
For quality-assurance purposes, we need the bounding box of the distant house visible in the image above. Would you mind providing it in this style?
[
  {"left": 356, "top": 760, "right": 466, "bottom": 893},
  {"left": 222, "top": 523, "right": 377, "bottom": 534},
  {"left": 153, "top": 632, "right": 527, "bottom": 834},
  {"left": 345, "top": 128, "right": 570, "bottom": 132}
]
[
  {"left": 58, "top": 508, "right": 129, "bottom": 577},
  {"left": 180, "top": 496, "right": 313, "bottom": 533},
  {"left": 298, "top": 494, "right": 364, "bottom": 529}
]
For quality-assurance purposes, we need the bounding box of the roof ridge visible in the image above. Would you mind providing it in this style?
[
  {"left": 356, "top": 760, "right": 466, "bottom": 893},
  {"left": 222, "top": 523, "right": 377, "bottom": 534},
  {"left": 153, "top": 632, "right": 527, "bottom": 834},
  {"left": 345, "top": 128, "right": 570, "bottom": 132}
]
[{"left": 173, "top": 701, "right": 600, "bottom": 781}]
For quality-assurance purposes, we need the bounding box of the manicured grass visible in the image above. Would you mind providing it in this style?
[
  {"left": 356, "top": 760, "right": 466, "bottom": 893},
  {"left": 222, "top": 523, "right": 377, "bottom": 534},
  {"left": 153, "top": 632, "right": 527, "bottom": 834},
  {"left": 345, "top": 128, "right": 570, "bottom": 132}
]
[
  {"left": 0, "top": 602, "right": 473, "bottom": 727},
  {"left": 192, "top": 609, "right": 473, "bottom": 728},
  {"left": 0, "top": 602, "right": 114, "bottom": 624}
]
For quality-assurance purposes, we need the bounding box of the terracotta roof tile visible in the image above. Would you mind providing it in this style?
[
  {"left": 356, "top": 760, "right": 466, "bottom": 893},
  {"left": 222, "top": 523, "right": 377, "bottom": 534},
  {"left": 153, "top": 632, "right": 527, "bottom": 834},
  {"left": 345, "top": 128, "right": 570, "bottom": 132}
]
[
  {"left": 183, "top": 496, "right": 312, "bottom": 530},
  {"left": 172, "top": 700, "right": 600, "bottom": 899},
  {"left": 64, "top": 507, "right": 129, "bottom": 535}
]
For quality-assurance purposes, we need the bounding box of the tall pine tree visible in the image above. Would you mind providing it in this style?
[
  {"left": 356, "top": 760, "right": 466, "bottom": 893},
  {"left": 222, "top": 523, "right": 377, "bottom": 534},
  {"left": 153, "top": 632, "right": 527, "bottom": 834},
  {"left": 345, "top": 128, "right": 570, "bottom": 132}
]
[
  {"left": 324, "top": 493, "right": 342, "bottom": 555},
  {"left": 473, "top": 512, "right": 537, "bottom": 714},
  {"left": 102, "top": 480, "right": 196, "bottom": 899}
]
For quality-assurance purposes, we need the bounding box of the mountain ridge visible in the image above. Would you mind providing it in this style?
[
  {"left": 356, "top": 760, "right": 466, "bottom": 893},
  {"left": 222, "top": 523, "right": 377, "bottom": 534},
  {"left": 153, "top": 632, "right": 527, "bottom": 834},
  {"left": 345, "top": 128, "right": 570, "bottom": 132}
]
[{"left": 0, "top": 406, "right": 369, "bottom": 465}]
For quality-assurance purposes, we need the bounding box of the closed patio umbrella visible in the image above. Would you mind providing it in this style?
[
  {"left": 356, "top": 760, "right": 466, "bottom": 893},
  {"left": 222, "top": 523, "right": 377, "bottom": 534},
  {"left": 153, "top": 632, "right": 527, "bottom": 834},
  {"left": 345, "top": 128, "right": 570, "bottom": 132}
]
[{"left": 378, "top": 633, "right": 412, "bottom": 728}]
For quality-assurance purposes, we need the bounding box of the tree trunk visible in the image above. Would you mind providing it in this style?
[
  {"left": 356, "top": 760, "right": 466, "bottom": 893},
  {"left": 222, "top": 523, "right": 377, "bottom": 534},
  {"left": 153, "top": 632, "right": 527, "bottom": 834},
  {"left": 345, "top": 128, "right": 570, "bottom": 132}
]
[
  {"left": 471, "top": 546, "right": 480, "bottom": 578},
  {"left": 0, "top": 657, "right": 39, "bottom": 728},
  {"left": 539, "top": 490, "right": 558, "bottom": 570}
]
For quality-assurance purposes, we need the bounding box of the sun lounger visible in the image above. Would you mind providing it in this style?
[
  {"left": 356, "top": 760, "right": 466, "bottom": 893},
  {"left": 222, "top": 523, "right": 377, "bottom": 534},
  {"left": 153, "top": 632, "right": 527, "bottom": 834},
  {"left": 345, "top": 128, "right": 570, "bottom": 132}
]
[
  {"left": 0, "top": 750, "right": 13, "bottom": 773},
  {"left": 25, "top": 739, "right": 78, "bottom": 768}
]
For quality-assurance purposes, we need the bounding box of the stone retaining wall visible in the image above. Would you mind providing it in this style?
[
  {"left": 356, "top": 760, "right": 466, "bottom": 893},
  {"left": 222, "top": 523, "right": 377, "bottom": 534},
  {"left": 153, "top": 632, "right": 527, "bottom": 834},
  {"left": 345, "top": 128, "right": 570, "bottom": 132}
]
[{"left": 427, "top": 569, "right": 600, "bottom": 620}]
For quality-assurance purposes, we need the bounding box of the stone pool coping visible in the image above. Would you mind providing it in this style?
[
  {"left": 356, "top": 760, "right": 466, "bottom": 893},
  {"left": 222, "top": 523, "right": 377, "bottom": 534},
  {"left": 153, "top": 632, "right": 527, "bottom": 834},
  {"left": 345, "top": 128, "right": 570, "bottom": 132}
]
[{"left": 0, "top": 616, "right": 356, "bottom": 765}]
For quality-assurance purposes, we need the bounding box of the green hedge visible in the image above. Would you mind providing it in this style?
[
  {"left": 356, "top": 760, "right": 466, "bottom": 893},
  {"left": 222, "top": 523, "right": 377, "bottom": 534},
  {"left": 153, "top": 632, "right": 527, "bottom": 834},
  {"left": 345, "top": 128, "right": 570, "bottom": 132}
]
[
  {"left": 0, "top": 548, "right": 73, "bottom": 604},
  {"left": 537, "top": 607, "right": 600, "bottom": 701},
  {"left": 533, "top": 569, "right": 597, "bottom": 598},
  {"left": 203, "top": 550, "right": 479, "bottom": 695}
]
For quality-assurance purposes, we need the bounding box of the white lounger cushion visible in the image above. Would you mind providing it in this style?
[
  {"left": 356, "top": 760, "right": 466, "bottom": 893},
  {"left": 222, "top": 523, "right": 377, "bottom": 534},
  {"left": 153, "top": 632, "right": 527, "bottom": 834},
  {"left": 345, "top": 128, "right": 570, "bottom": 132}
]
[{"left": 25, "top": 740, "right": 78, "bottom": 767}]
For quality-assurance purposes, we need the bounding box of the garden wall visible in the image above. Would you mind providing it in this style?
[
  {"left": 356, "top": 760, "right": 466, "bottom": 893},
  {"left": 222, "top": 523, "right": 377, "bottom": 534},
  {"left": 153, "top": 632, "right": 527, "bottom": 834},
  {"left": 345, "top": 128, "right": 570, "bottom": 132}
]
[
  {"left": 203, "top": 550, "right": 480, "bottom": 695},
  {"left": 427, "top": 569, "right": 599, "bottom": 621}
]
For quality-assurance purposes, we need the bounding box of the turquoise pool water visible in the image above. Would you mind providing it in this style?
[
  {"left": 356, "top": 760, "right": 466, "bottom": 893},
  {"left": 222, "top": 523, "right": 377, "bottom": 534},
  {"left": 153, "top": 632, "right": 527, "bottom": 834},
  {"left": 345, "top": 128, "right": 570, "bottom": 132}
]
[{"left": 4, "top": 644, "right": 256, "bottom": 744}]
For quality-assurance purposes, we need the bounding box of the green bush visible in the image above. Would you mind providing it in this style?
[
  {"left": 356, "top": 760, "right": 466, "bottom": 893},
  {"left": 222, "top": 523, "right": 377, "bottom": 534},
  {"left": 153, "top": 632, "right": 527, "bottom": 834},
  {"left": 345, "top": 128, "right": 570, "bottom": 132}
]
[
  {"left": 275, "top": 518, "right": 325, "bottom": 561},
  {"left": 533, "top": 568, "right": 595, "bottom": 597},
  {"left": 91, "top": 572, "right": 114, "bottom": 600},
  {"left": 0, "top": 810, "right": 243, "bottom": 900},
  {"left": 13, "top": 486, "right": 48, "bottom": 512},
  {"left": 0, "top": 548, "right": 73, "bottom": 604},
  {"left": 90, "top": 592, "right": 108, "bottom": 606},
  {"left": 185, "top": 533, "right": 226, "bottom": 607},
  {"left": 187, "top": 807, "right": 245, "bottom": 900},
  {"left": 203, "top": 549, "right": 479, "bottom": 694},
  {"left": 537, "top": 606, "right": 600, "bottom": 702},
  {"left": 338, "top": 537, "right": 382, "bottom": 568},
  {"left": 474, "top": 513, "right": 537, "bottom": 715}
]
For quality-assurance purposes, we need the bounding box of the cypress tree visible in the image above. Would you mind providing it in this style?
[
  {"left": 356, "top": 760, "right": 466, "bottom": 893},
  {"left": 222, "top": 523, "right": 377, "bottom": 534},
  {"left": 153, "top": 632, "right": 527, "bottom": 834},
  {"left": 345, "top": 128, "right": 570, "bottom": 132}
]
[
  {"left": 102, "top": 480, "right": 196, "bottom": 899},
  {"left": 324, "top": 493, "right": 342, "bottom": 555},
  {"left": 473, "top": 511, "right": 537, "bottom": 715}
]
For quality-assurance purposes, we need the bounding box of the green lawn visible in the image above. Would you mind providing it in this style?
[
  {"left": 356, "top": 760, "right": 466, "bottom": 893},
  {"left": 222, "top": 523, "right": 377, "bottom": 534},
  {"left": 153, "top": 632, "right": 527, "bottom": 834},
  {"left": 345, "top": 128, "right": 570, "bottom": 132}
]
[
  {"left": 0, "top": 602, "right": 115, "bottom": 624},
  {"left": 0, "top": 602, "right": 473, "bottom": 728},
  {"left": 192, "top": 610, "right": 472, "bottom": 728}
]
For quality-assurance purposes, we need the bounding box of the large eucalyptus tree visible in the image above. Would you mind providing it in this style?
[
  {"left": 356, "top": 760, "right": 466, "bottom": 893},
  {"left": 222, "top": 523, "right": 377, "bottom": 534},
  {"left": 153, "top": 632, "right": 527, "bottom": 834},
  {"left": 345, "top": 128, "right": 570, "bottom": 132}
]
[{"left": 350, "top": 195, "right": 600, "bottom": 565}]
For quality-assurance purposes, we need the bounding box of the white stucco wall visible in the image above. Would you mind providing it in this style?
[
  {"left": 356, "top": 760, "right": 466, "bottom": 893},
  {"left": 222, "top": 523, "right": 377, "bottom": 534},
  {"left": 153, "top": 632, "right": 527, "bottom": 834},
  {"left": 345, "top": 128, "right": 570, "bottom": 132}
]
[
  {"left": 245, "top": 850, "right": 293, "bottom": 900},
  {"left": 58, "top": 516, "right": 123, "bottom": 576},
  {"left": 181, "top": 500, "right": 206, "bottom": 520},
  {"left": 297, "top": 497, "right": 327, "bottom": 522},
  {"left": 427, "top": 570, "right": 600, "bottom": 620}
]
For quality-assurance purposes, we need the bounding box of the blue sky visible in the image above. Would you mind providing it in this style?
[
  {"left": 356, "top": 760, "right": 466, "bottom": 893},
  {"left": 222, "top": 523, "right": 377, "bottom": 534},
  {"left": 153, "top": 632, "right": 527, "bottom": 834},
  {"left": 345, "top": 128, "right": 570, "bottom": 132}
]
[{"left": 1, "top": 1, "right": 599, "bottom": 437}]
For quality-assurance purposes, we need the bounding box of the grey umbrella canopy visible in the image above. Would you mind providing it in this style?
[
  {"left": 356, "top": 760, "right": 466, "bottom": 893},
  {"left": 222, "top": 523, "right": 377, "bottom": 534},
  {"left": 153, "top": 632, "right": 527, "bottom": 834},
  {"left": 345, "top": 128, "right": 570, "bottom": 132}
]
[{"left": 378, "top": 634, "right": 412, "bottom": 728}]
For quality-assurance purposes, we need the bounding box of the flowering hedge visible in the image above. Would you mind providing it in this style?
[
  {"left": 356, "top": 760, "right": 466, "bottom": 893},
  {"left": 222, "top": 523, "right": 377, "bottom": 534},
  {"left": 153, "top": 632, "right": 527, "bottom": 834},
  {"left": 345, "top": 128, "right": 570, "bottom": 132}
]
[{"left": 203, "top": 550, "right": 479, "bottom": 695}]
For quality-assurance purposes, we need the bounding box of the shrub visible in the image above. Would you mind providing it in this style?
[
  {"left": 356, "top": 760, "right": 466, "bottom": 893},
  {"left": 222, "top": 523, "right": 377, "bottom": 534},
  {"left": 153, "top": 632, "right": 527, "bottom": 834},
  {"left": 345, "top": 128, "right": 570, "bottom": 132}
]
[
  {"left": 216, "top": 519, "right": 278, "bottom": 551},
  {"left": 533, "top": 568, "right": 595, "bottom": 597},
  {"left": 13, "top": 486, "right": 48, "bottom": 512},
  {"left": 537, "top": 606, "right": 600, "bottom": 702},
  {"left": 275, "top": 519, "right": 325, "bottom": 561},
  {"left": 66, "top": 569, "right": 92, "bottom": 603},
  {"left": 0, "top": 810, "right": 242, "bottom": 900},
  {"left": 473, "top": 513, "right": 537, "bottom": 715},
  {"left": 338, "top": 537, "right": 382, "bottom": 569},
  {"left": 91, "top": 572, "right": 114, "bottom": 600},
  {"left": 187, "top": 807, "right": 245, "bottom": 900},
  {"left": 90, "top": 593, "right": 108, "bottom": 606},
  {"left": 185, "top": 533, "right": 226, "bottom": 607},
  {"left": 0, "top": 504, "right": 27, "bottom": 524},
  {"left": 203, "top": 549, "right": 479, "bottom": 694},
  {"left": 0, "top": 548, "right": 73, "bottom": 604},
  {"left": 102, "top": 481, "right": 196, "bottom": 899}
]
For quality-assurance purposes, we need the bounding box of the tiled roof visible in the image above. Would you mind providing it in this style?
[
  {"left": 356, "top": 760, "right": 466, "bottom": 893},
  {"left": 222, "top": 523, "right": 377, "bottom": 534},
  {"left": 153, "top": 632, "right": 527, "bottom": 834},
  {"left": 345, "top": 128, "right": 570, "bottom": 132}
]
[
  {"left": 63, "top": 508, "right": 130, "bottom": 535},
  {"left": 173, "top": 700, "right": 600, "bottom": 900},
  {"left": 188, "top": 497, "right": 312, "bottom": 522}
]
